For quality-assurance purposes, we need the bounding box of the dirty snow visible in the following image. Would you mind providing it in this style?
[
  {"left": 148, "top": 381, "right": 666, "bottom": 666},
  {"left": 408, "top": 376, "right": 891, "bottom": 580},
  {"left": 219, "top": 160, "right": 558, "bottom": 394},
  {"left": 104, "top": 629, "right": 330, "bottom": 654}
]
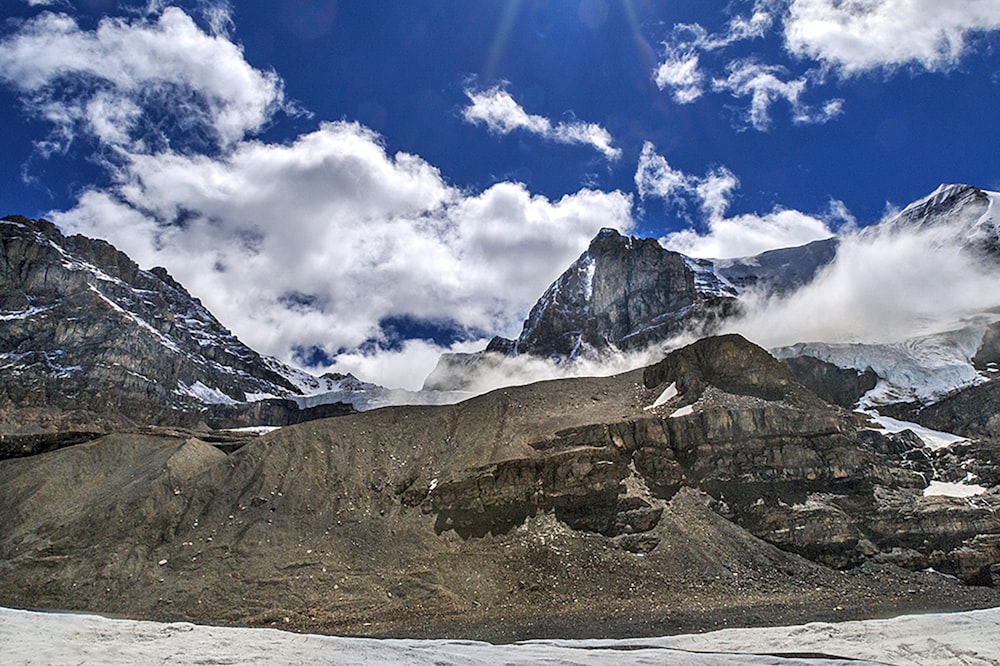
[
  {"left": 670, "top": 404, "right": 695, "bottom": 418},
  {"left": 923, "top": 480, "right": 988, "bottom": 498},
  {"left": 645, "top": 382, "right": 678, "bottom": 410},
  {"left": 3, "top": 606, "right": 1000, "bottom": 665},
  {"left": 862, "top": 409, "right": 968, "bottom": 450}
]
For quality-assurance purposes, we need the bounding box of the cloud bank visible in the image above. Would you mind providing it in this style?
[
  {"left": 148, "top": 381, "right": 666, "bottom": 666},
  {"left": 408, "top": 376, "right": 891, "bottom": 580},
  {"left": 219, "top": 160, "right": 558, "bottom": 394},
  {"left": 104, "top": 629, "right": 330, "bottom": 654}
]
[
  {"left": 730, "top": 203, "right": 1000, "bottom": 348},
  {"left": 462, "top": 84, "right": 621, "bottom": 160},
  {"left": 0, "top": 7, "right": 634, "bottom": 389}
]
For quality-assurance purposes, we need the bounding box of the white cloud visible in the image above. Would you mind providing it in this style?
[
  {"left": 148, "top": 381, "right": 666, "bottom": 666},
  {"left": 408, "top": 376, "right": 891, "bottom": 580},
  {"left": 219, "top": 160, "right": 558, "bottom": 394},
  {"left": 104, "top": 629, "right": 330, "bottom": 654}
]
[
  {"left": 653, "top": 49, "right": 705, "bottom": 103},
  {"left": 636, "top": 142, "right": 835, "bottom": 258},
  {"left": 665, "top": 209, "right": 835, "bottom": 259},
  {"left": 462, "top": 85, "right": 622, "bottom": 160},
  {"left": 784, "top": 0, "right": 1000, "bottom": 75},
  {"left": 0, "top": 5, "right": 636, "bottom": 389},
  {"left": 653, "top": 0, "right": 1000, "bottom": 129},
  {"left": 712, "top": 60, "right": 843, "bottom": 131},
  {"left": 731, "top": 212, "right": 1000, "bottom": 346},
  {"left": 653, "top": 3, "right": 842, "bottom": 129},
  {"left": 0, "top": 8, "right": 285, "bottom": 151},
  {"left": 52, "top": 122, "right": 635, "bottom": 388}
]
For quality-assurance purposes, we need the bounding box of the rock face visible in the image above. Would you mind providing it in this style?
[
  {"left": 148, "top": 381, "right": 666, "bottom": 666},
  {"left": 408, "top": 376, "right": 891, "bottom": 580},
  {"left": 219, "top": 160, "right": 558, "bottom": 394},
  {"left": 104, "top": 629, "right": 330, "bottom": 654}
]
[
  {"left": 782, "top": 355, "right": 878, "bottom": 409},
  {"left": 511, "top": 229, "right": 735, "bottom": 359},
  {"left": 0, "top": 215, "right": 348, "bottom": 435},
  {"left": 424, "top": 229, "right": 739, "bottom": 390}
]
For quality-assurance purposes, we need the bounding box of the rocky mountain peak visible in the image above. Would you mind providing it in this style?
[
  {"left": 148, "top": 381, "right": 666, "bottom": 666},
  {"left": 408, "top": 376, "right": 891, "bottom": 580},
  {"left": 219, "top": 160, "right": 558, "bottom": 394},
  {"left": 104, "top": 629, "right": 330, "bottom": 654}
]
[
  {"left": 512, "top": 227, "right": 733, "bottom": 360},
  {"left": 0, "top": 215, "right": 350, "bottom": 438}
]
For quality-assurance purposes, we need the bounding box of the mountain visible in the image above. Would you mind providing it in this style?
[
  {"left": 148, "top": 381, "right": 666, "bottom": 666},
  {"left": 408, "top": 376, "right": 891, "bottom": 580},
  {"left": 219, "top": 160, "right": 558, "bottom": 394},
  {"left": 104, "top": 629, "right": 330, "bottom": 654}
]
[
  {"left": 425, "top": 184, "right": 1000, "bottom": 414},
  {"left": 1, "top": 334, "right": 997, "bottom": 639},
  {"left": 0, "top": 215, "right": 354, "bottom": 448}
]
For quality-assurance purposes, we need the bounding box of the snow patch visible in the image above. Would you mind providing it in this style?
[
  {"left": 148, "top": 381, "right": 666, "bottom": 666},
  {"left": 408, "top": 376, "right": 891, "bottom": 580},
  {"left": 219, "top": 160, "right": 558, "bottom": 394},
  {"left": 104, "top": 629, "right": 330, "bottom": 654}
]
[
  {"left": 645, "top": 382, "right": 678, "bottom": 410},
  {"left": 176, "top": 381, "right": 238, "bottom": 405},
  {"left": 923, "top": 481, "right": 988, "bottom": 498},
  {"left": 223, "top": 425, "right": 282, "bottom": 435},
  {"left": 670, "top": 404, "right": 694, "bottom": 418},
  {"left": 862, "top": 410, "right": 968, "bottom": 450},
  {"left": 0, "top": 305, "right": 50, "bottom": 320},
  {"left": 244, "top": 392, "right": 280, "bottom": 402}
]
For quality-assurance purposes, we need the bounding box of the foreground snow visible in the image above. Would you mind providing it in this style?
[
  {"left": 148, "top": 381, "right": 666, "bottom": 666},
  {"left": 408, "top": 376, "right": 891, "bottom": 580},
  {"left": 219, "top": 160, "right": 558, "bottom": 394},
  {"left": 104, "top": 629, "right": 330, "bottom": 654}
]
[{"left": 2, "top": 607, "right": 999, "bottom": 665}]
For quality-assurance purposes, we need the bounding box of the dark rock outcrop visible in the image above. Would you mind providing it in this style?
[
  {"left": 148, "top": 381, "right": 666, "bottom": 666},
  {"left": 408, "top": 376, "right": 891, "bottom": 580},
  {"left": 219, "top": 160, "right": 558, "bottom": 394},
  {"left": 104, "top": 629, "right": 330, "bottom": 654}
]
[
  {"left": 782, "top": 355, "right": 878, "bottom": 408},
  {"left": 513, "top": 228, "right": 734, "bottom": 359}
]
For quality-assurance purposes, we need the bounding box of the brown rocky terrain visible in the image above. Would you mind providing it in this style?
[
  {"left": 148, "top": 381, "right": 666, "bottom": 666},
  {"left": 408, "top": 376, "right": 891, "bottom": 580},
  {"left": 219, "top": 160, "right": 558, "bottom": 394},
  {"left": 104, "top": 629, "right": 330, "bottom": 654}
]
[{"left": 1, "top": 334, "right": 998, "bottom": 640}]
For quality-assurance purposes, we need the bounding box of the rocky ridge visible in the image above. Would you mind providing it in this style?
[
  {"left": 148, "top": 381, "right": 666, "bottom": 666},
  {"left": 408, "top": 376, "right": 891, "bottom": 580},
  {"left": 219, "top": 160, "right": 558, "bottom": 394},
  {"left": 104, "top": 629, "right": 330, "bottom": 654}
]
[
  {"left": 0, "top": 215, "right": 353, "bottom": 441},
  {"left": 2, "top": 334, "right": 998, "bottom": 640}
]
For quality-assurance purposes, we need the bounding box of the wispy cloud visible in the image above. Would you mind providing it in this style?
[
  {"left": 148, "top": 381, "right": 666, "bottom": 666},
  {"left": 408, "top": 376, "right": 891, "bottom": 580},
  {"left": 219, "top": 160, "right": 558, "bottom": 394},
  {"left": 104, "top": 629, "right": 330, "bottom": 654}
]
[
  {"left": 462, "top": 84, "right": 622, "bottom": 161},
  {"left": 653, "top": 0, "right": 1000, "bottom": 131},
  {"left": 713, "top": 60, "right": 843, "bottom": 131},
  {"left": 635, "top": 142, "right": 838, "bottom": 258}
]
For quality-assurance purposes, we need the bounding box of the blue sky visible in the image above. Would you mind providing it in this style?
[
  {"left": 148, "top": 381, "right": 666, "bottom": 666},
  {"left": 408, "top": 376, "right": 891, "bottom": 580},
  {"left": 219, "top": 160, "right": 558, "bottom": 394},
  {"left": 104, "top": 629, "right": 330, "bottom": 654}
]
[{"left": 2, "top": 0, "right": 1000, "bottom": 387}]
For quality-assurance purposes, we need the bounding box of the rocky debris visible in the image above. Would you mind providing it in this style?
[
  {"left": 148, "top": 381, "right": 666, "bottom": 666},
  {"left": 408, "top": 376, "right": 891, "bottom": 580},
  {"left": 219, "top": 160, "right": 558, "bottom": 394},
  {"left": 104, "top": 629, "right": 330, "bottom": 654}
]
[{"left": 0, "top": 215, "right": 337, "bottom": 434}]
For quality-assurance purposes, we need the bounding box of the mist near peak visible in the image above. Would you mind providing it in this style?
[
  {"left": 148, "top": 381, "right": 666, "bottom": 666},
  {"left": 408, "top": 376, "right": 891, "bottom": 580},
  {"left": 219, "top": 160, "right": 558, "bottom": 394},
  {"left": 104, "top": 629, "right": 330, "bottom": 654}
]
[{"left": 726, "top": 193, "right": 1000, "bottom": 350}]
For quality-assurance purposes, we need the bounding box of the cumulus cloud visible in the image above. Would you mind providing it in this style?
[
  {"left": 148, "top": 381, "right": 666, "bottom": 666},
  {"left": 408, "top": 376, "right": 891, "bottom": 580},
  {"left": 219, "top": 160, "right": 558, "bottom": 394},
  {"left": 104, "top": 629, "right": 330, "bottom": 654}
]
[
  {"left": 462, "top": 85, "right": 621, "bottom": 160},
  {"left": 784, "top": 0, "right": 1000, "bottom": 75},
  {"left": 53, "top": 122, "right": 634, "bottom": 388},
  {"left": 0, "top": 7, "right": 286, "bottom": 152},
  {"left": 635, "top": 142, "right": 836, "bottom": 258},
  {"left": 0, "top": 5, "right": 636, "bottom": 389},
  {"left": 653, "top": 0, "right": 1000, "bottom": 130}
]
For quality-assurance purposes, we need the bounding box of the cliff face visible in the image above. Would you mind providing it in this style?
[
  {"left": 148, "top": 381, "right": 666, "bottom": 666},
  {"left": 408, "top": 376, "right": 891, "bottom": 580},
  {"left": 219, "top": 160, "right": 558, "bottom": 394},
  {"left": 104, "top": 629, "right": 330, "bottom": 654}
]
[
  {"left": 0, "top": 215, "right": 344, "bottom": 435},
  {"left": 512, "top": 228, "right": 733, "bottom": 359}
]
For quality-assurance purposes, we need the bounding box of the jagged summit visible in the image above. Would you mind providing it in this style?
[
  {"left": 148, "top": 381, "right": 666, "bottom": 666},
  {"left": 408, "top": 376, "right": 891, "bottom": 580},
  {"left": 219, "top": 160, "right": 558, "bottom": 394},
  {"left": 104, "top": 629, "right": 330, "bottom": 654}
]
[
  {"left": 501, "top": 227, "right": 733, "bottom": 359},
  {"left": 0, "top": 215, "right": 351, "bottom": 436}
]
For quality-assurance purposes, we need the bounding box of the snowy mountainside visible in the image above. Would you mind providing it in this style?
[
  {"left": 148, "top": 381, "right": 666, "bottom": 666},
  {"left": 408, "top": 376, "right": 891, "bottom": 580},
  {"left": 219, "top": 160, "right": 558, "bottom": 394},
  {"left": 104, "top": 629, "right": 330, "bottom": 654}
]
[
  {"left": 772, "top": 322, "right": 994, "bottom": 406},
  {"left": 0, "top": 215, "right": 346, "bottom": 431}
]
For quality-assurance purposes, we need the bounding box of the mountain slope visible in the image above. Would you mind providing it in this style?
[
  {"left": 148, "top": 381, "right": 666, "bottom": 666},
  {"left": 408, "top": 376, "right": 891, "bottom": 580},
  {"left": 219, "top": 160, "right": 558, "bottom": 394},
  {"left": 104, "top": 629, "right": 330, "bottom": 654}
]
[
  {"left": 0, "top": 215, "right": 351, "bottom": 437},
  {"left": 426, "top": 184, "right": 1000, "bottom": 411},
  {"left": 1, "top": 335, "right": 997, "bottom": 639}
]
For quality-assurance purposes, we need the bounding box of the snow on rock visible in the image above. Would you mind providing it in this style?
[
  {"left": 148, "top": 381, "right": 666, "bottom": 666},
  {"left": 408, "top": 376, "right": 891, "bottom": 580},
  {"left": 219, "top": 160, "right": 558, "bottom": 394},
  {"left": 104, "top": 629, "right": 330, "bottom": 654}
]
[
  {"left": 176, "top": 381, "right": 238, "bottom": 405},
  {"left": 923, "top": 481, "right": 988, "bottom": 498},
  {"left": 670, "top": 404, "right": 694, "bottom": 418},
  {"left": 774, "top": 324, "right": 991, "bottom": 407},
  {"left": 861, "top": 410, "right": 967, "bottom": 450},
  {"left": 644, "top": 382, "right": 678, "bottom": 410}
]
